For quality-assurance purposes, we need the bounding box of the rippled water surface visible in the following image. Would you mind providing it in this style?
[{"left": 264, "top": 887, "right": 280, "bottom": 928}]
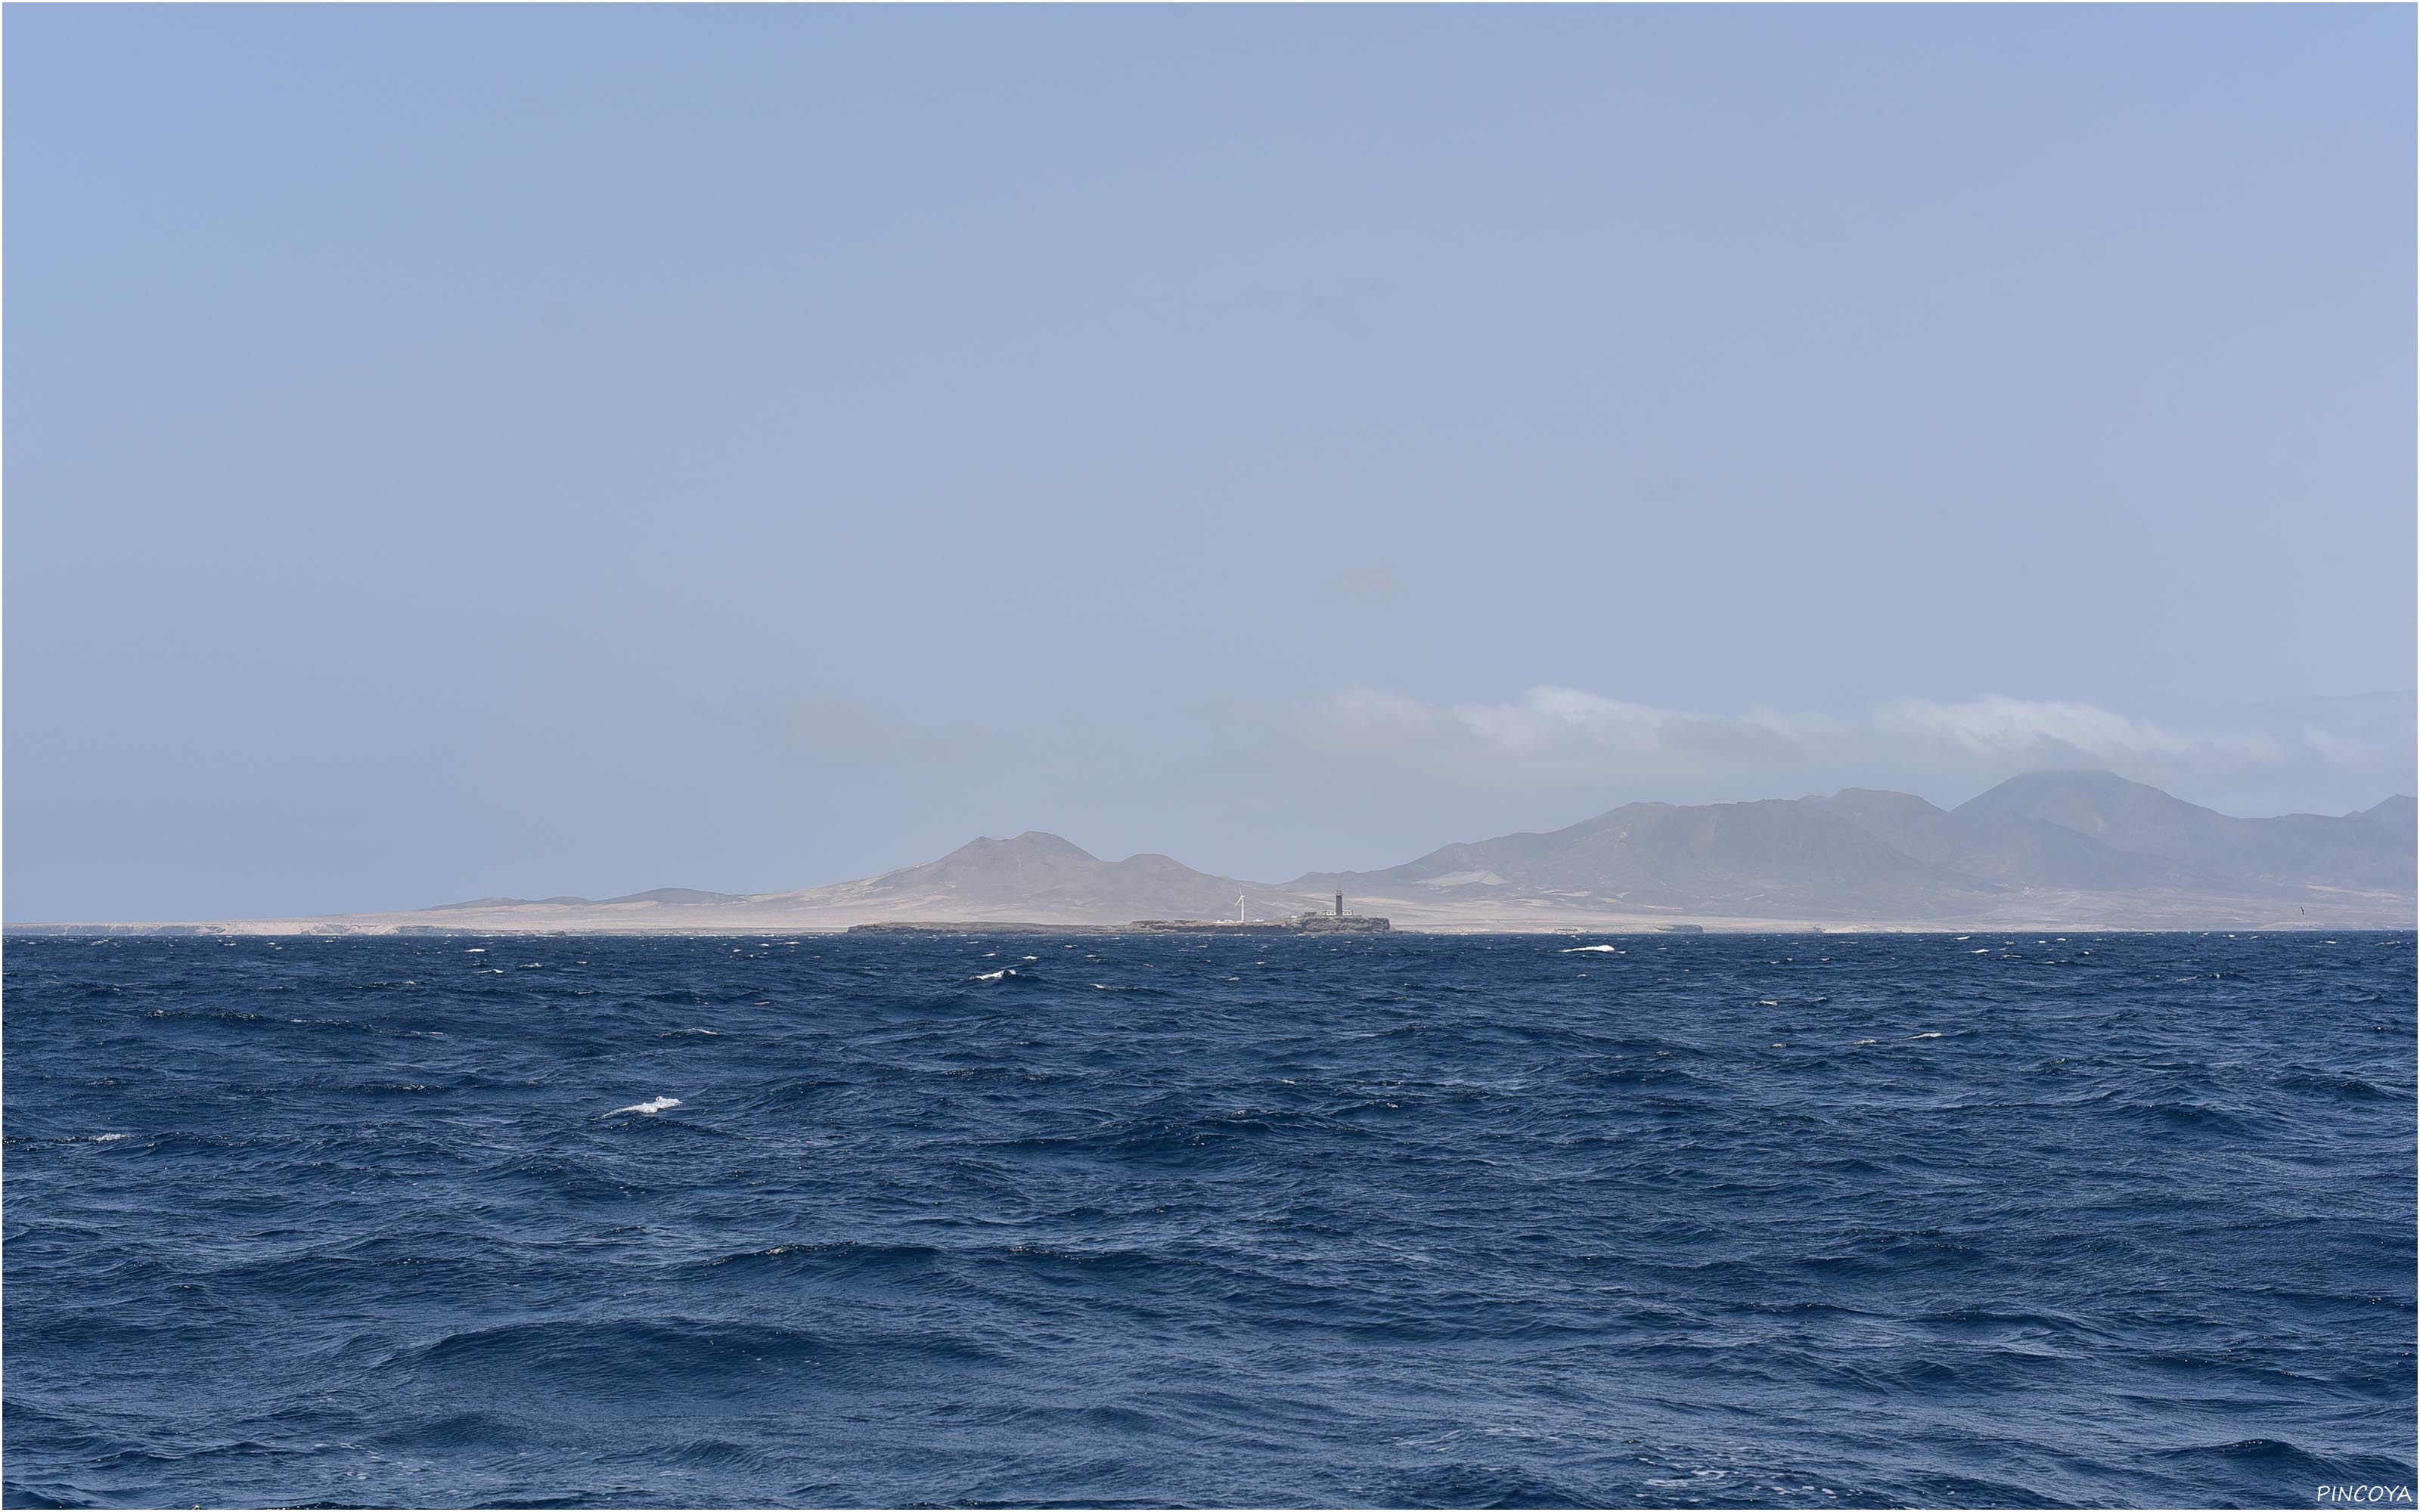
[{"left": 5, "top": 931, "right": 2413, "bottom": 1507}]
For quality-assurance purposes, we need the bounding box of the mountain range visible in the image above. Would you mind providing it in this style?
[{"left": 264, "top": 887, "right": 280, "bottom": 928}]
[
  {"left": 20, "top": 772, "right": 2415, "bottom": 934},
  {"left": 1284, "top": 772, "right": 2412, "bottom": 928}
]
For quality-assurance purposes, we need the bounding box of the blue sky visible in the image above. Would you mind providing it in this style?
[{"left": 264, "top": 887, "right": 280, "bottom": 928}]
[{"left": 8, "top": 5, "right": 2413, "bottom": 919}]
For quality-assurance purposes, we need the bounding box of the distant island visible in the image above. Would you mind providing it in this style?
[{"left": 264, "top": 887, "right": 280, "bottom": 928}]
[{"left": 10, "top": 771, "right": 2414, "bottom": 935}]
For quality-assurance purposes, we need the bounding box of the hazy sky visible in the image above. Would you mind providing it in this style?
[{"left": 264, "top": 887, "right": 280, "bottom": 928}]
[{"left": 9, "top": 5, "right": 2414, "bottom": 920}]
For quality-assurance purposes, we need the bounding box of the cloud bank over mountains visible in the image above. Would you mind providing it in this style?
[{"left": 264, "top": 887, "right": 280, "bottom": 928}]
[{"left": 1301, "top": 685, "right": 2414, "bottom": 812}]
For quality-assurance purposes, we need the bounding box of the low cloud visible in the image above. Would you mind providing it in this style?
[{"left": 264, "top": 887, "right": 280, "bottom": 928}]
[
  {"left": 1864, "top": 695, "right": 2266, "bottom": 765},
  {"left": 1308, "top": 686, "right": 1809, "bottom": 766},
  {"left": 1302, "top": 685, "right": 2413, "bottom": 809}
]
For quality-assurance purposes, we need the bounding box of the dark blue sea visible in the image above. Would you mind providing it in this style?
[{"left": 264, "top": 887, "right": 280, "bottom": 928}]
[{"left": 5, "top": 931, "right": 2413, "bottom": 1508}]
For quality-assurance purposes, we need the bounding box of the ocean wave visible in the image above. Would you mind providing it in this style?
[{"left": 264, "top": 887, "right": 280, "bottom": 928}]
[
  {"left": 607, "top": 1095, "right": 681, "bottom": 1116},
  {"left": 4, "top": 929, "right": 2410, "bottom": 1507}
]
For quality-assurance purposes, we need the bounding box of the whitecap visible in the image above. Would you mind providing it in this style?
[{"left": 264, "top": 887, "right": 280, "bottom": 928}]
[
  {"left": 1910, "top": 1032, "right": 1945, "bottom": 1040},
  {"left": 973, "top": 968, "right": 1011, "bottom": 983},
  {"left": 1562, "top": 945, "right": 1621, "bottom": 953},
  {"left": 609, "top": 1096, "right": 682, "bottom": 1116}
]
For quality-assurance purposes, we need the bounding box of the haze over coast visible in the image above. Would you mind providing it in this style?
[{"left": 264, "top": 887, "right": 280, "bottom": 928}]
[
  {"left": 20, "top": 771, "right": 2412, "bottom": 936},
  {"left": 11, "top": 8, "right": 2412, "bottom": 932}
]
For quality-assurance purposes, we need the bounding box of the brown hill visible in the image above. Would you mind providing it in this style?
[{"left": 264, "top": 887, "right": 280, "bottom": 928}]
[{"left": 758, "top": 832, "right": 1311, "bottom": 925}]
